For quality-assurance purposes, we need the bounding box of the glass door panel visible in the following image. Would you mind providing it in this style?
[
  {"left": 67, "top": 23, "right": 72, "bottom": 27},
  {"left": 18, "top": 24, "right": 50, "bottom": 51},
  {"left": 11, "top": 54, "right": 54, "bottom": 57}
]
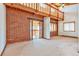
[{"left": 33, "top": 20, "right": 39, "bottom": 39}]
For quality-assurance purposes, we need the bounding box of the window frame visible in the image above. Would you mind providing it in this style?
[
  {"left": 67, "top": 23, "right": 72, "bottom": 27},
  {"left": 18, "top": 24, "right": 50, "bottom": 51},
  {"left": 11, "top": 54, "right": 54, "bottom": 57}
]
[{"left": 63, "top": 22, "right": 75, "bottom": 32}]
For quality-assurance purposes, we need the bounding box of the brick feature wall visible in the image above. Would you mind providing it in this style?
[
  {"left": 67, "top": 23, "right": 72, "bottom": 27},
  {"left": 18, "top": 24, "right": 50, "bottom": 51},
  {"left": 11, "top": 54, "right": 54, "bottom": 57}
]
[
  {"left": 6, "top": 7, "right": 30, "bottom": 43},
  {"left": 6, "top": 6, "right": 43, "bottom": 44}
]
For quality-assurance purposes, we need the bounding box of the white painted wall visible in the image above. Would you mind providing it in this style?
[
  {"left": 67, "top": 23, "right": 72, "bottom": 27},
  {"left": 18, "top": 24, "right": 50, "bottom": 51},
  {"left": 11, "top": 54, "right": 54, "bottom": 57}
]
[
  {"left": 58, "top": 4, "right": 79, "bottom": 37},
  {"left": 77, "top": 5, "right": 79, "bottom": 38},
  {"left": 44, "top": 17, "right": 50, "bottom": 39},
  {"left": 0, "top": 4, "right": 6, "bottom": 55}
]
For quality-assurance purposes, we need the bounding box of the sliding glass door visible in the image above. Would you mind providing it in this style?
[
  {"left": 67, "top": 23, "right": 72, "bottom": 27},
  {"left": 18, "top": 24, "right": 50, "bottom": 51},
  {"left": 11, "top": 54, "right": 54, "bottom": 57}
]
[
  {"left": 30, "top": 20, "right": 43, "bottom": 40},
  {"left": 50, "top": 22, "right": 58, "bottom": 37},
  {"left": 33, "top": 20, "right": 39, "bottom": 39}
]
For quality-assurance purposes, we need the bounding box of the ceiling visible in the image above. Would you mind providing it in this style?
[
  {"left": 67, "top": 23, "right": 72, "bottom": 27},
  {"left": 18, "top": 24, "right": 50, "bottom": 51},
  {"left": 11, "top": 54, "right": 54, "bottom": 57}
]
[{"left": 51, "top": 3, "right": 78, "bottom": 7}]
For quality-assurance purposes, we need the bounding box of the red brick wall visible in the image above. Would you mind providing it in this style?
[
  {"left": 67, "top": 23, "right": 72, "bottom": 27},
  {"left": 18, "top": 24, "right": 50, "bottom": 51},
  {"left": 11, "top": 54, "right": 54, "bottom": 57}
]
[{"left": 6, "top": 6, "right": 43, "bottom": 44}]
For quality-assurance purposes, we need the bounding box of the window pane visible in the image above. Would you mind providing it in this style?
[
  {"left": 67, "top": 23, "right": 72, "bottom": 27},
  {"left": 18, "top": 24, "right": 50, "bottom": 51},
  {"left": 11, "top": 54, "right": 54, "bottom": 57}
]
[
  {"left": 64, "top": 23, "right": 69, "bottom": 31},
  {"left": 33, "top": 21, "right": 39, "bottom": 30},
  {"left": 69, "top": 23, "right": 74, "bottom": 31},
  {"left": 64, "top": 22, "right": 75, "bottom": 32},
  {"left": 54, "top": 24, "right": 56, "bottom": 31},
  {"left": 50, "top": 23, "right": 54, "bottom": 31}
]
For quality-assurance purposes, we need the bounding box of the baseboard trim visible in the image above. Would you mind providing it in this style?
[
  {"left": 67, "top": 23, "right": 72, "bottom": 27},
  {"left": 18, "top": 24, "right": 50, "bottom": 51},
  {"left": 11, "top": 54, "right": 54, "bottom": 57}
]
[
  {"left": 7, "top": 39, "right": 31, "bottom": 44},
  {"left": 0, "top": 44, "right": 6, "bottom": 56},
  {"left": 43, "top": 38, "right": 50, "bottom": 40},
  {"left": 59, "top": 35, "right": 78, "bottom": 38}
]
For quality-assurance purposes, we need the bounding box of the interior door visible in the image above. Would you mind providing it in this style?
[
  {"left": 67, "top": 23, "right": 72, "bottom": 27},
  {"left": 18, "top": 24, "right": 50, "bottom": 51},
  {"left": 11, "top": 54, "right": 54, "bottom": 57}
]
[{"left": 50, "top": 22, "right": 58, "bottom": 37}]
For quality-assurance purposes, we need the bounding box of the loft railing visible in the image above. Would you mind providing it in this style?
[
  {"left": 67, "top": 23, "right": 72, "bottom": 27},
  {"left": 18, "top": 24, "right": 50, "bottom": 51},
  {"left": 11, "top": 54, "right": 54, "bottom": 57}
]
[
  {"left": 19, "top": 3, "right": 37, "bottom": 10},
  {"left": 37, "top": 3, "right": 50, "bottom": 14},
  {"left": 6, "top": 3, "right": 64, "bottom": 20},
  {"left": 58, "top": 11, "right": 64, "bottom": 19},
  {"left": 51, "top": 8, "right": 58, "bottom": 17}
]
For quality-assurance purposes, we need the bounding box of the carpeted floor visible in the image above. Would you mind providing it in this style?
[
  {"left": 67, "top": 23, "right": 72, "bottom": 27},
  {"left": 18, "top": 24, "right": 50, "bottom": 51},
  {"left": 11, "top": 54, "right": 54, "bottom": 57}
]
[{"left": 2, "top": 36, "right": 79, "bottom": 56}]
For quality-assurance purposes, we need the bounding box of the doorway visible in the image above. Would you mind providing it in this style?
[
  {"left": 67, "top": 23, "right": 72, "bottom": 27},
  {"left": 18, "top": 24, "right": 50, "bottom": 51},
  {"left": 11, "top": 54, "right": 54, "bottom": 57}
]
[
  {"left": 30, "top": 19, "right": 43, "bottom": 40},
  {"left": 33, "top": 20, "right": 39, "bottom": 39},
  {"left": 50, "top": 22, "right": 58, "bottom": 37}
]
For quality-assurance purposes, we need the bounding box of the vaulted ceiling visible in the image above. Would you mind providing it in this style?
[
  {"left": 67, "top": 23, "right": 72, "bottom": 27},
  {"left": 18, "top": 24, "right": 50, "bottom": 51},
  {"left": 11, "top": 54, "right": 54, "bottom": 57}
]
[{"left": 51, "top": 3, "right": 77, "bottom": 7}]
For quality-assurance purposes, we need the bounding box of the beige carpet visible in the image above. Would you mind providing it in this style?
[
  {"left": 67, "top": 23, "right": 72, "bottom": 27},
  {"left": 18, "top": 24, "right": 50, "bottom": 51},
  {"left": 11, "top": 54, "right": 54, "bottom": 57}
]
[{"left": 3, "top": 36, "right": 79, "bottom": 56}]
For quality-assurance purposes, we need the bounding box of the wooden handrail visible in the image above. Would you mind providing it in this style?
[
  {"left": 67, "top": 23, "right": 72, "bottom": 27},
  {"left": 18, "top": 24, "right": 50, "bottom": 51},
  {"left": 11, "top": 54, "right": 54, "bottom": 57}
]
[
  {"left": 4, "top": 3, "right": 64, "bottom": 21},
  {"left": 45, "top": 3, "right": 64, "bottom": 13}
]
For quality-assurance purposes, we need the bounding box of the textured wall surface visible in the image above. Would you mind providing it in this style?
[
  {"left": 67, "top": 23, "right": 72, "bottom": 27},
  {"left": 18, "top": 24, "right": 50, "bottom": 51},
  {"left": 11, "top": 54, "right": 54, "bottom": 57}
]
[
  {"left": 0, "top": 4, "right": 6, "bottom": 55},
  {"left": 58, "top": 4, "right": 79, "bottom": 37},
  {"left": 6, "top": 6, "right": 43, "bottom": 43}
]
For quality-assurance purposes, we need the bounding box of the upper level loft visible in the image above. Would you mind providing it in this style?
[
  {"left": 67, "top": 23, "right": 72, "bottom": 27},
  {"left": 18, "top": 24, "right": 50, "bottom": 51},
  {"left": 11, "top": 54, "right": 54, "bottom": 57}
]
[{"left": 5, "top": 3, "right": 64, "bottom": 21}]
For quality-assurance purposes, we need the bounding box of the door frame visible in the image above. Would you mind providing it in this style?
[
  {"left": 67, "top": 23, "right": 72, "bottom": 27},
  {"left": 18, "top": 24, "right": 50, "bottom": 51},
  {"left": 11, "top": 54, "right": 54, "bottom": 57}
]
[
  {"left": 29, "top": 18, "right": 43, "bottom": 40},
  {"left": 50, "top": 22, "right": 58, "bottom": 37}
]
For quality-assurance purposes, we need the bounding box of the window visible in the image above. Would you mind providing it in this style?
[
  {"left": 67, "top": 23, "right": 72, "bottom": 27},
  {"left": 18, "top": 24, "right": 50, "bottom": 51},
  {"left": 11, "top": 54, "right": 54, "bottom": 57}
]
[
  {"left": 50, "top": 23, "right": 57, "bottom": 32},
  {"left": 63, "top": 22, "right": 75, "bottom": 32}
]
